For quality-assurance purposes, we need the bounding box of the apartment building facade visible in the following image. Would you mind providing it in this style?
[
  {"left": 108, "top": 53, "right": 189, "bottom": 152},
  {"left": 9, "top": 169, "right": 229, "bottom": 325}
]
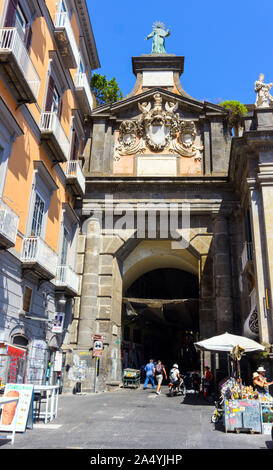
[{"left": 0, "top": 0, "right": 100, "bottom": 386}]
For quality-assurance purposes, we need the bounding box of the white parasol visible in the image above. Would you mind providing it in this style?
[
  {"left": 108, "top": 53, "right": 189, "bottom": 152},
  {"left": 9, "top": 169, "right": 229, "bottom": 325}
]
[{"left": 194, "top": 332, "right": 265, "bottom": 353}]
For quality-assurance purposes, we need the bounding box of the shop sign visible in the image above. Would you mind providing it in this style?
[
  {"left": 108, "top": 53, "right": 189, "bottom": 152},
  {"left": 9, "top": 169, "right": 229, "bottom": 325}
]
[
  {"left": 51, "top": 313, "right": 65, "bottom": 333},
  {"left": 0, "top": 383, "right": 34, "bottom": 433}
]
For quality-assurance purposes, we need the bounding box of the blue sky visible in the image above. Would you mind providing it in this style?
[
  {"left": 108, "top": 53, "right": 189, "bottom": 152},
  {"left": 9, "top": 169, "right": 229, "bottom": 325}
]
[{"left": 87, "top": 0, "right": 273, "bottom": 105}]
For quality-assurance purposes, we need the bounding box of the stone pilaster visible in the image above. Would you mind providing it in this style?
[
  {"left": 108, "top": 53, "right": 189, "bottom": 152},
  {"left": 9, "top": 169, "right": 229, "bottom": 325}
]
[
  {"left": 77, "top": 219, "right": 101, "bottom": 348},
  {"left": 212, "top": 213, "right": 234, "bottom": 333},
  {"left": 199, "top": 253, "right": 216, "bottom": 340},
  {"left": 247, "top": 175, "right": 272, "bottom": 344},
  {"left": 257, "top": 150, "right": 273, "bottom": 342}
]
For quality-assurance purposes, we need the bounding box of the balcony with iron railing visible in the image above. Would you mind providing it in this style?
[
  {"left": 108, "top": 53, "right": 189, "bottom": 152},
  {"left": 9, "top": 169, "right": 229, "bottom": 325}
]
[
  {"left": 21, "top": 237, "right": 58, "bottom": 280},
  {"left": 0, "top": 27, "right": 40, "bottom": 103},
  {"left": 54, "top": 11, "right": 79, "bottom": 69},
  {"left": 39, "top": 112, "right": 70, "bottom": 162},
  {"left": 65, "top": 160, "right": 85, "bottom": 196},
  {"left": 0, "top": 199, "right": 19, "bottom": 249},
  {"left": 241, "top": 241, "right": 253, "bottom": 272},
  {"left": 74, "top": 71, "right": 93, "bottom": 114},
  {"left": 52, "top": 265, "right": 79, "bottom": 296}
]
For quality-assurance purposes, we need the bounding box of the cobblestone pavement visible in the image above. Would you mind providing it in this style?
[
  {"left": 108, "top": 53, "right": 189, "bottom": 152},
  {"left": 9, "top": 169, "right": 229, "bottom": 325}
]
[{"left": 1, "top": 386, "right": 273, "bottom": 449}]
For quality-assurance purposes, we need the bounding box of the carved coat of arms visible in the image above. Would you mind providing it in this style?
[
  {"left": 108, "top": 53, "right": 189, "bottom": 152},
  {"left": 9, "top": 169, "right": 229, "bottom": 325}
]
[{"left": 114, "top": 93, "right": 203, "bottom": 161}]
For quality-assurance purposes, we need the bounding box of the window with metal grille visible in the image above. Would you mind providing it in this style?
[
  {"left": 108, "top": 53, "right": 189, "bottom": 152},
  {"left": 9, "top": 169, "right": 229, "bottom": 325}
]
[
  {"left": 31, "top": 192, "right": 45, "bottom": 236},
  {"left": 61, "top": 227, "right": 70, "bottom": 265}
]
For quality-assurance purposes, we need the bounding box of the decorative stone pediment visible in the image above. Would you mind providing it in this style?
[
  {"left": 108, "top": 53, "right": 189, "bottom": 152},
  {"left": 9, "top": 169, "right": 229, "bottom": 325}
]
[{"left": 114, "top": 92, "right": 203, "bottom": 162}]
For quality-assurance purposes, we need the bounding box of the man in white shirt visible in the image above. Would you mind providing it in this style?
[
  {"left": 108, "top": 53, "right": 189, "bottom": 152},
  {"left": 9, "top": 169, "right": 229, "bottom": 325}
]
[{"left": 169, "top": 364, "right": 183, "bottom": 390}]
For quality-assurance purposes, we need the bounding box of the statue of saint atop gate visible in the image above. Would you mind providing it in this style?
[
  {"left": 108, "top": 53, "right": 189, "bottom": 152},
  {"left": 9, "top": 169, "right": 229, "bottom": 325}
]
[{"left": 145, "top": 21, "right": 170, "bottom": 54}]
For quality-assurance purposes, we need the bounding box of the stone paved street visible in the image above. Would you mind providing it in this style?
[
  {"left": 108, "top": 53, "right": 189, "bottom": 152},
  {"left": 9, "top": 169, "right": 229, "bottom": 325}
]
[{"left": 1, "top": 386, "right": 273, "bottom": 450}]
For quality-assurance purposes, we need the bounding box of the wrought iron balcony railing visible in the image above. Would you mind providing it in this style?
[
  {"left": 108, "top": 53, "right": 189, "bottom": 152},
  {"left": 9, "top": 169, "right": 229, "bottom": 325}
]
[
  {"left": 0, "top": 27, "right": 40, "bottom": 102},
  {"left": 53, "top": 265, "right": 79, "bottom": 295},
  {"left": 54, "top": 12, "right": 79, "bottom": 69},
  {"left": 21, "top": 237, "right": 58, "bottom": 279},
  {"left": 40, "top": 112, "right": 70, "bottom": 162},
  {"left": 75, "top": 71, "right": 93, "bottom": 113},
  {"left": 65, "top": 160, "right": 85, "bottom": 196}
]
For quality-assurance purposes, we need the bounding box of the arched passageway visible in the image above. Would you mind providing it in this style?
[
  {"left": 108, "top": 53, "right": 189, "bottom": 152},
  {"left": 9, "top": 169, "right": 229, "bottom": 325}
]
[{"left": 122, "top": 267, "right": 200, "bottom": 375}]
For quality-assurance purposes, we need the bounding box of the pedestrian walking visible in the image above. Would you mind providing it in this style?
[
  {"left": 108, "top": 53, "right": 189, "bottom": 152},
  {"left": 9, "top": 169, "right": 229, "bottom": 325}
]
[
  {"left": 154, "top": 360, "right": 167, "bottom": 395},
  {"left": 143, "top": 359, "right": 155, "bottom": 390}
]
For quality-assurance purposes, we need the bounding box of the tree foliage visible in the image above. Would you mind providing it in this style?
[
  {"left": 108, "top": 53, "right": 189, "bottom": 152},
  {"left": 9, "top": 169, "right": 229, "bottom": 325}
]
[
  {"left": 219, "top": 100, "right": 248, "bottom": 136},
  {"left": 219, "top": 100, "right": 248, "bottom": 117},
  {"left": 90, "top": 73, "right": 123, "bottom": 106}
]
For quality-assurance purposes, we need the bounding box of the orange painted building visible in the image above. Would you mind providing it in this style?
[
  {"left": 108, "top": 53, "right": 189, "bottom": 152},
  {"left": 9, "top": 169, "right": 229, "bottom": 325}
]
[{"left": 0, "top": 0, "right": 100, "bottom": 386}]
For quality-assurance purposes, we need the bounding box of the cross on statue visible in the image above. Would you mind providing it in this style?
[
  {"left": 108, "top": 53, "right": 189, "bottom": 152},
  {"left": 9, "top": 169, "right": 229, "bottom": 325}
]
[{"left": 145, "top": 21, "right": 170, "bottom": 54}]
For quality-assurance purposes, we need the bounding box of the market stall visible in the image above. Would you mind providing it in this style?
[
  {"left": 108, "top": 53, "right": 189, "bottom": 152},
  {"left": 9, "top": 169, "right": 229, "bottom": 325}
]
[{"left": 195, "top": 332, "right": 273, "bottom": 434}]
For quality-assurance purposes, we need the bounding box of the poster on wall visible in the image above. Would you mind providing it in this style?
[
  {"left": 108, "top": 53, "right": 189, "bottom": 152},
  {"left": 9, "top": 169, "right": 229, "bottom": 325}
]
[
  {"left": 0, "top": 383, "right": 34, "bottom": 433},
  {"left": 53, "top": 351, "right": 63, "bottom": 372}
]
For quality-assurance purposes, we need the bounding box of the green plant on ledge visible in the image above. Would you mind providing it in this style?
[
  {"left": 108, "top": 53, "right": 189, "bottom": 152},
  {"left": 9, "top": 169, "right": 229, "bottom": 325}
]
[{"left": 219, "top": 100, "right": 248, "bottom": 136}]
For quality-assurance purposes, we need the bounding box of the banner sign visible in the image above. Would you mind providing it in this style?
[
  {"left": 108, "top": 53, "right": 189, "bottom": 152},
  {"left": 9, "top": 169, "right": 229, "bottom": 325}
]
[{"left": 0, "top": 383, "right": 34, "bottom": 433}]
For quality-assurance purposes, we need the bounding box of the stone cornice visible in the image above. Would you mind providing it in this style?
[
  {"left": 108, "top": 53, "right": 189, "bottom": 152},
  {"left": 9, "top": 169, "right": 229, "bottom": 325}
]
[
  {"left": 33, "top": 161, "right": 59, "bottom": 192},
  {"left": 81, "top": 200, "right": 237, "bottom": 216},
  {"left": 84, "top": 175, "right": 229, "bottom": 184},
  {"left": 132, "top": 55, "right": 185, "bottom": 76},
  {"left": 75, "top": 0, "right": 100, "bottom": 70},
  {"left": 90, "top": 87, "right": 228, "bottom": 117}
]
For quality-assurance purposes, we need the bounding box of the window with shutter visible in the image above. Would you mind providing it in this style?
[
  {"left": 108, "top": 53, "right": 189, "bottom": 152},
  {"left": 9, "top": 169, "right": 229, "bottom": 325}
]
[
  {"left": 70, "top": 130, "right": 79, "bottom": 160},
  {"left": 23, "top": 286, "right": 32, "bottom": 312},
  {"left": 61, "top": 227, "right": 70, "bottom": 266},
  {"left": 52, "top": 88, "right": 60, "bottom": 114},
  {"left": 45, "top": 75, "right": 63, "bottom": 119},
  {"left": 15, "top": 3, "right": 27, "bottom": 41},
  {"left": 5, "top": 1, "right": 32, "bottom": 50},
  {"left": 24, "top": 22, "right": 32, "bottom": 51},
  {"left": 45, "top": 76, "right": 55, "bottom": 112},
  {"left": 57, "top": 96, "right": 63, "bottom": 120},
  {"left": 4, "top": 0, "right": 18, "bottom": 27}
]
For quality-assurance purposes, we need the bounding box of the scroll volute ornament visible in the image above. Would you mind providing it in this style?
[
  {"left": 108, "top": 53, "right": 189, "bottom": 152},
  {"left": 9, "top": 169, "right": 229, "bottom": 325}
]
[{"left": 113, "top": 120, "right": 145, "bottom": 161}]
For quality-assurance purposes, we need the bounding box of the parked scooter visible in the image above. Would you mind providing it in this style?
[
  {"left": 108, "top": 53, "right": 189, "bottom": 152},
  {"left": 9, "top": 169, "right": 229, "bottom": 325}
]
[{"left": 211, "top": 396, "right": 224, "bottom": 423}]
